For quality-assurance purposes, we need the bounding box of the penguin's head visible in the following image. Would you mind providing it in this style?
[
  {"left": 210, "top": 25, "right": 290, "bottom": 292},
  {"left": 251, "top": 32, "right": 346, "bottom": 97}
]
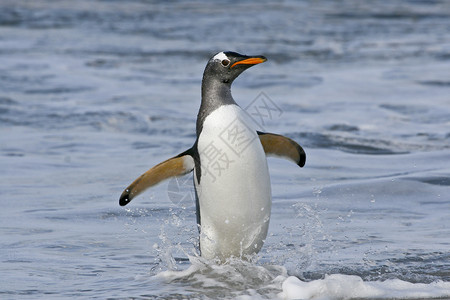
[{"left": 203, "top": 51, "right": 267, "bottom": 85}]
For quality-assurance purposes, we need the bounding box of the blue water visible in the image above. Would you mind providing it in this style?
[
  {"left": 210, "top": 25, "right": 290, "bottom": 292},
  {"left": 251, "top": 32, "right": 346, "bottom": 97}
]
[{"left": 1, "top": 0, "right": 449, "bottom": 299}]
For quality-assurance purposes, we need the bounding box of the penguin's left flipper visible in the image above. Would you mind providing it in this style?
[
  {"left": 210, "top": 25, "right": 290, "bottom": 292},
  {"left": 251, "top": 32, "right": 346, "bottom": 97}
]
[
  {"left": 119, "top": 150, "right": 195, "bottom": 206},
  {"left": 258, "top": 131, "right": 306, "bottom": 167}
]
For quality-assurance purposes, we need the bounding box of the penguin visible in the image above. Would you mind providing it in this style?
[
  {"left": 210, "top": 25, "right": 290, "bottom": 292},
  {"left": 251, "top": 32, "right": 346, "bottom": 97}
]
[{"left": 119, "top": 51, "right": 306, "bottom": 261}]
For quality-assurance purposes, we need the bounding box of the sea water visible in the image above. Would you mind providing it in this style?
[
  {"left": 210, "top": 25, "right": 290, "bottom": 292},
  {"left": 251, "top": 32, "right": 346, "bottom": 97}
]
[{"left": 1, "top": 0, "right": 449, "bottom": 299}]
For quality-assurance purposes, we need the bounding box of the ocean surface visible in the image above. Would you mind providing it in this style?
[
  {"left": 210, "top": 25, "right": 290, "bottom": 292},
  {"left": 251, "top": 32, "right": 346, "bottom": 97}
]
[{"left": 1, "top": 0, "right": 449, "bottom": 299}]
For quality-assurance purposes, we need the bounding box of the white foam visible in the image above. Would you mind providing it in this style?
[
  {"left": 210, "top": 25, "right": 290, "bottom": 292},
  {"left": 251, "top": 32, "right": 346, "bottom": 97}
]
[
  {"left": 152, "top": 255, "right": 450, "bottom": 299},
  {"left": 279, "top": 274, "right": 450, "bottom": 300},
  {"left": 212, "top": 51, "right": 229, "bottom": 61}
]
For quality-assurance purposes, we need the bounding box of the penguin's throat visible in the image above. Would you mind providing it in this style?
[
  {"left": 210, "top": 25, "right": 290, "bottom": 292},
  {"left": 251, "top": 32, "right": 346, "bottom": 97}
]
[{"left": 201, "top": 79, "right": 235, "bottom": 107}]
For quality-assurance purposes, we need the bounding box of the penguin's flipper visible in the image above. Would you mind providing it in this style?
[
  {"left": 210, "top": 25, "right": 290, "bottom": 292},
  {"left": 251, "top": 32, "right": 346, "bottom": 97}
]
[
  {"left": 119, "top": 150, "right": 195, "bottom": 206},
  {"left": 257, "top": 131, "right": 306, "bottom": 167}
]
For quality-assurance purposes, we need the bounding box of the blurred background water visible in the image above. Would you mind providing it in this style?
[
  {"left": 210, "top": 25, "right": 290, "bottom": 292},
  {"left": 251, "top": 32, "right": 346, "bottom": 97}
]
[{"left": 0, "top": 0, "right": 449, "bottom": 299}]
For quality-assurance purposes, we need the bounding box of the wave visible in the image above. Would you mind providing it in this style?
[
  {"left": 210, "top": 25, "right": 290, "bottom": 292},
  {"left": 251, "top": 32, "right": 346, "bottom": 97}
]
[
  {"left": 281, "top": 274, "right": 450, "bottom": 300},
  {"left": 153, "top": 256, "right": 450, "bottom": 299}
]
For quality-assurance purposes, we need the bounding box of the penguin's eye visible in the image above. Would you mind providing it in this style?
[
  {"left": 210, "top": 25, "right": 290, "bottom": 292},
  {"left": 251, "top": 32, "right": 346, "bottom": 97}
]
[{"left": 221, "top": 59, "right": 230, "bottom": 67}]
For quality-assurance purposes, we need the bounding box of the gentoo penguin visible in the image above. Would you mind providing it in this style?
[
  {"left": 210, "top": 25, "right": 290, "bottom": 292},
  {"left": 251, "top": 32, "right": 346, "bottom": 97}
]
[{"left": 119, "top": 51, "right": 305, "bottom": 261}]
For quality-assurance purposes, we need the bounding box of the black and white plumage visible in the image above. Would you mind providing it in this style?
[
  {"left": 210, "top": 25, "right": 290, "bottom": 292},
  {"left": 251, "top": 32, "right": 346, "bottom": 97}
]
[{"left": 120, "top": 51, "right": 306, "bottom": 261}]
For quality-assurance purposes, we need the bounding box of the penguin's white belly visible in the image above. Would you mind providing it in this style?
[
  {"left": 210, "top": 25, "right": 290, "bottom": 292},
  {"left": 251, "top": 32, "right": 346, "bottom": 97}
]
[{"left": 195, "top": 104, "right": 271, "bottom": 260}]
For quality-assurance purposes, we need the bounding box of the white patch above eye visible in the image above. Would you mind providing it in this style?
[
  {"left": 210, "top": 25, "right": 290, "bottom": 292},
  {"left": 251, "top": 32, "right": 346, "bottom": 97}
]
[{"left": 212, "top": 52, "right": 229, "bottom": 61}]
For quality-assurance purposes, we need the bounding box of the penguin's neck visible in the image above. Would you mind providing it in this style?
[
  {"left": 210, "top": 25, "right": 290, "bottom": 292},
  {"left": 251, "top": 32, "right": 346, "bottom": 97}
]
[
  {"left": 201, "top": 76, "right": 235, "bottom": 107},
  {"left": 197, "top": 77, "right": 237, "bottom": 136}
]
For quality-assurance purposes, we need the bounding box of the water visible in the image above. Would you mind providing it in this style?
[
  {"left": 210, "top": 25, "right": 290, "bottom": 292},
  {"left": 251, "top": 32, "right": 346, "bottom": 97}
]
[{"left": 1, "top": 0, "right": 449, "bottom": 298}]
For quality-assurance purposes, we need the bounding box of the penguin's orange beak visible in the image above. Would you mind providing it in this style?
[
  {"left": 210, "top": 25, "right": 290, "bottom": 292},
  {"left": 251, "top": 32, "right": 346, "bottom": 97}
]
[{"left": 230, "top": 56, "right": 267, "bottom": 68}]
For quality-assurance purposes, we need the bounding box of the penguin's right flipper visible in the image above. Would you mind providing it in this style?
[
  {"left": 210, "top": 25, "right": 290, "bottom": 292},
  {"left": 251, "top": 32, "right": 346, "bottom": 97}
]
[
  {"left": 258, "top": 132, "right": 306, "bottom": 167},
  {"left": 119, "top": 149, "right": 195, "bottom": 206}
]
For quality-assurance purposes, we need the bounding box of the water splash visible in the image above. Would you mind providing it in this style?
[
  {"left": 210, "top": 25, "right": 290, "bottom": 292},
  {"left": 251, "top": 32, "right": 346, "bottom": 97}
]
[{"left": 154, "top": 255, "right": 287, "bottom": 299}]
